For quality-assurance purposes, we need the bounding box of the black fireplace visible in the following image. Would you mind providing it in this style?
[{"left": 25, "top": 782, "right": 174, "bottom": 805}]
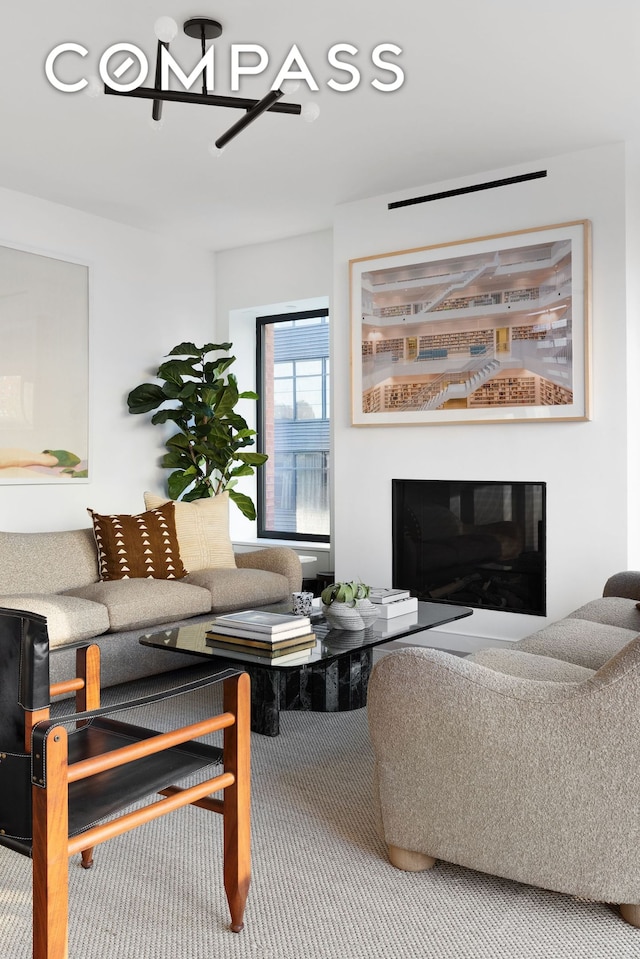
[{"left": 392, "top": 479, "right": 546, "bottom": 616}]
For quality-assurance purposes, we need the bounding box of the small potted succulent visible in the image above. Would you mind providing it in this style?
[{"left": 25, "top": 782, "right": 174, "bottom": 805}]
[{"left": 320, "top": 580, "right": 379, "bottom": 631}]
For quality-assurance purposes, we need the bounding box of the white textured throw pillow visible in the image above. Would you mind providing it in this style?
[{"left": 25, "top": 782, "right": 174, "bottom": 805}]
[{"left": 143, "top": 491, "right": 237, "bottom": 572}]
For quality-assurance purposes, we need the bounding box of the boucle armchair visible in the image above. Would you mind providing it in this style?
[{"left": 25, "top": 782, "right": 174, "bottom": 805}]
[{"left": 367, "top": 635, "right": 640, "bottom": 927}]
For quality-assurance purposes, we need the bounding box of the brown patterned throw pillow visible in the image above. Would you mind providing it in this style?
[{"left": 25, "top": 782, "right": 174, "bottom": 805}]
[{"left": 88, "top": 502, "right": 186, "bottom": 581}]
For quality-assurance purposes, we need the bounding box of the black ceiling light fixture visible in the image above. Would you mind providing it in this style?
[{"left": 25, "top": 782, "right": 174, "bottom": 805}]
[{"left": 103, "top": 16, "right": 319, "bottom": 152}]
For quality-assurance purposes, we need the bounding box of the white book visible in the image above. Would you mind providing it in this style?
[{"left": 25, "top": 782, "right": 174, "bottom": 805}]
[
  {"left": 207, "top": 622, "right": 313, "bottom": 643},
  {"left": 369, "top": 587, "right": 412, "bottom": 605},
  {"left": 373, "top": 596, "right": 419, "bottom": 619},
  {"left": 211, "top": 609, "right": 311, "bottom": 634}
]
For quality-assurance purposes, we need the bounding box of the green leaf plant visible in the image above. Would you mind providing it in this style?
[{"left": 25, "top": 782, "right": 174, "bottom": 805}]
[
  {"left": 127, "top": 341, "right": 268, "bottom": 520},
  {"left": 320, "top": 581, "right": 371, "bottom": 606}
]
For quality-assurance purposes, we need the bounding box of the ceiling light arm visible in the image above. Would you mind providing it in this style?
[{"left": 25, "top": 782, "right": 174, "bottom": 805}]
[
  {"left": 214, "top": 88, "right": 287, "bottom": 150},
  {"left": 197, "top": 24, "right": 207, "bottom": 95},
  {"left": 152, "top": 40, "right": 168, "bottom": 122},
  {"left": 103, "top": 84, "right": 302, "bottom": 116}
]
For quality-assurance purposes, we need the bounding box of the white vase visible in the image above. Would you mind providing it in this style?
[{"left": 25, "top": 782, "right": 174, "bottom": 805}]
[
  {"left": 322, "top": 599, "right": 379, "bottom": 631},
  {"left": 354, "top": 597, "right": 379, "bottom": 628},
  {"left": 322, "top": 602, "right": 364, "bottom": 631}
]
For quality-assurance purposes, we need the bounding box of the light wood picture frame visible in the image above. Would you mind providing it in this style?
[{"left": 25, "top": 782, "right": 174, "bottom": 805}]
[
  {"left": 350, "top": 220, "right": 591, "bottom": 426},
  {"left": 0, "top": 243, "right": 89, "bottom": 482}
]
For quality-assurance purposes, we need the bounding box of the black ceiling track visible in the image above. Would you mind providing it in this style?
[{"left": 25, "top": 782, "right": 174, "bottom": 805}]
[{"left": 388, "top": 170, "right": 547, "bottom": 210}]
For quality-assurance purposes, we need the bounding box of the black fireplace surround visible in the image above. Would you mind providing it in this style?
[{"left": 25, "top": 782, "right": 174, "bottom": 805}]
[{"left": 392, "top": 479, "right": 546, "bottom": 616}]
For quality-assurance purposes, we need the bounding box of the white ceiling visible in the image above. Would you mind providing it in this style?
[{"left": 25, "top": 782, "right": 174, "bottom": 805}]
[{"left": 2, "top": 1, "right": 640, "bottom": 252}]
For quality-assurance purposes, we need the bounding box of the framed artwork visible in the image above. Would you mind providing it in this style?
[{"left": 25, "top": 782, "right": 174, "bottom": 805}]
[
  {"left": 350, "top": 220, "right": 591, "bottom": 426},
  {"left": 0, "top": 243, "right": 89, "bottom": 482}
]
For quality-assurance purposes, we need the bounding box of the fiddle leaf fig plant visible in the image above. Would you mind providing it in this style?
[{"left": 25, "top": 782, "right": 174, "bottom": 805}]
[{"left": 127, "top": 341, "right": 267, "bottom": 520}]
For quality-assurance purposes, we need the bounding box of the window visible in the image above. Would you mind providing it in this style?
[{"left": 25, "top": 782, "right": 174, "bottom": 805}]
[{"left": 257, "top": 309, "right": 330, "bottom": 541}]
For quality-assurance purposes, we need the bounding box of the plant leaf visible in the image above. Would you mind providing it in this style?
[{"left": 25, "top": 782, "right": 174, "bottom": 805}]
[
  {"left": 200, "top": 387, "right": 219, "bottom": 407},
  {"left": 178, "top": 381, "right": 198, "bottom": 400},
  {"left": 158, "top": 359, "right": 198, "bottom": 381},
  {"left": 214, "top": 381, "right": 239, "bottom": 417},
  {"left": 165, "top": 432, "right": 192, "bottom": 449},
  {"left": 228, "top": 463, "right": 254, "bottom": 478},
  {"left": 151, "top": 408, "right": 182, "bottom": 425},
  {"left": 161, "top": 450, "right": 193, "bottom": 469},
  {"left": 236, "top": 452, "right": 269, "bottom": 466},
  {"left": 204, "top": 357, "right": 235, "bottom": 377},
  {"left": 181, "top": 484, "right": 212, "bottom": 502},
  {"left": 228, "top": 489, "right": 256, "bottom": 521},
  {"left": 167, "top": 467, "right": 197, "bottom": 499},
  {"left": 127, "top": 383, "right": 167, "bottom": 413},
  {"left": 223, "top": 410, "right": 249, "bottom": 430},
  {"left": 167, "top": 342, "right": 200, "bottom": 356},
  {"left": 161, "top": 381, "right": 187, "bottom": 400}
]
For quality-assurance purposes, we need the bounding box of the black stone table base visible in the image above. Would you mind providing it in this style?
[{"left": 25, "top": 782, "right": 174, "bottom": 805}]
[
  {"left": 240, "top": 648, "right": 373, "bottom": 736},
  {"left": 139, "top": 600, "right": 473, "bottom": 737}
]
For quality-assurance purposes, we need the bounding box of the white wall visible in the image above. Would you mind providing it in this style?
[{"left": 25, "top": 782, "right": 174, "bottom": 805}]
[
  {"left": 216, "top": 231, "right": 333, "bottom": 330},
  {"left": 0, "top": 187, "right": 216, "bottom": 531},
  {"left": 4, "top": 145, "right": 634, "bottom": 640},
  {"left": 332, "top": 144, "right": 630, "bottom": 639},
  {"left": 215, "top": 230, "right": 333, "bottom": 551}
]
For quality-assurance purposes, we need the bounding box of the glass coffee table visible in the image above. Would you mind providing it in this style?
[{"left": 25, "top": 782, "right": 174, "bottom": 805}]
[{"left": 140, "top": 601, "right": 472, "bottom": 736}]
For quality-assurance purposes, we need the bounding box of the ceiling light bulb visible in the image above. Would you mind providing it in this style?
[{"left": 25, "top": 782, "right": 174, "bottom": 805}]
[
  {"left": 279, "top": 79, "right": 301, "bottom": 96},
  {"left": 301, "top": 102, "right": 320, "bottom": 123},
  {"left": 84, "top": 75, "right": 103, "bottom": 98},
  {"left": 149, "top": 117, "right": 165, "bottom": 132},
  {"left": 154, "top": 16, "right": 179, "bottom": 43}
]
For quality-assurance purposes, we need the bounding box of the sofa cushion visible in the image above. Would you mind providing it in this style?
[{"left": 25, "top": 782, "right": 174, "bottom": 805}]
[
  {"left": 64, "top": 579, "right": 211, "bottom": 631},
  {"left": 0, "top": 528, "right": 100, "bottom": 594},
  {"left": 0, "top": 594, "right": 110, "bottom": 647},
  {"left": 88, "top": 502, "right": 186, "bottom": 581},
  {"left": 515, "top": 618, "right": 639, "bottom": 670},
  {"left": 183, "top": 567, "right": 289, "bottom": 612},
  {"left": 468, "top": 647, "right": 596, "bottom": 682},
  {"left": 568, "top": 596, "right": 640, "bottom": 632},
  {"left": 143, "top": 492, "right": 236, "bottom": 572}
]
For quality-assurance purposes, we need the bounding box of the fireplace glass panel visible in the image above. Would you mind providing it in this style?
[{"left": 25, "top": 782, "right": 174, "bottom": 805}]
[{"left": 392, "top": 479, "right": 546, "bottom": 615}]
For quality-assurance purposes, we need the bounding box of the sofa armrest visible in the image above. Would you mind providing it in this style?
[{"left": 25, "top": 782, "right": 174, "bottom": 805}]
[
  {"left": 234, "top": 547, "right": 302, "bottom": 594},
  {"left": 603, "top": 570, "right": 640, "bottom": 601}
]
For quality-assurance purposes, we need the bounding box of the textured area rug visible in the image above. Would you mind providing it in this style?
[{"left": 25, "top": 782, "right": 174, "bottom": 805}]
[{"left": 1, "top": 680, "right": 638, "bottom": 959}]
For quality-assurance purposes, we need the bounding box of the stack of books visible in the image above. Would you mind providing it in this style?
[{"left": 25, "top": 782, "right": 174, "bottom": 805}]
[
  {"left": 205, "top": 610, "right": 316, "bottom": 664},
  {"left": 369, "top": 587, "right": 419, "bottom": 619}
]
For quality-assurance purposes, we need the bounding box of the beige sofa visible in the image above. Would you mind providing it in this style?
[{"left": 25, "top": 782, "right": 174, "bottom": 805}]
[
  {"left": 367, "top": 571, "right": 640, "bottom": 925},
  {"left": 0, "top": 526, "right": 302, "bottom": 688}
]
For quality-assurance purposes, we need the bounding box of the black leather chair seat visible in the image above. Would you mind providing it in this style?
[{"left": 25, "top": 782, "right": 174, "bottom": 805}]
[{"left": 65, "top": 717, "right": 223, "bottom": 838}]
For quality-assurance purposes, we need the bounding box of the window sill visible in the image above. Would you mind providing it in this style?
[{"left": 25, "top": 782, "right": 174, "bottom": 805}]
[{"left": 233, "top": 537, "right": 331, "bottom": 555}]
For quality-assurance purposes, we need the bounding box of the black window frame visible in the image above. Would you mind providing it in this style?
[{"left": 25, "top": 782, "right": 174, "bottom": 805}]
[{"left": 256, "top": 308, "right": 330, "bottom": 543}]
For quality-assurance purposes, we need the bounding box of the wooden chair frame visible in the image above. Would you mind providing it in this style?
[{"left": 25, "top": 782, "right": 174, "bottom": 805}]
[{"left": 19, "top": 643, "right": 250, "bottom": 959}]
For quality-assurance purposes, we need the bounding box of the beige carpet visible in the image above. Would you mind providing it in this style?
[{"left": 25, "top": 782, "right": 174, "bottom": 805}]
[{"left": 1, "top": 680, "right": 638, "bottom": 959}]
